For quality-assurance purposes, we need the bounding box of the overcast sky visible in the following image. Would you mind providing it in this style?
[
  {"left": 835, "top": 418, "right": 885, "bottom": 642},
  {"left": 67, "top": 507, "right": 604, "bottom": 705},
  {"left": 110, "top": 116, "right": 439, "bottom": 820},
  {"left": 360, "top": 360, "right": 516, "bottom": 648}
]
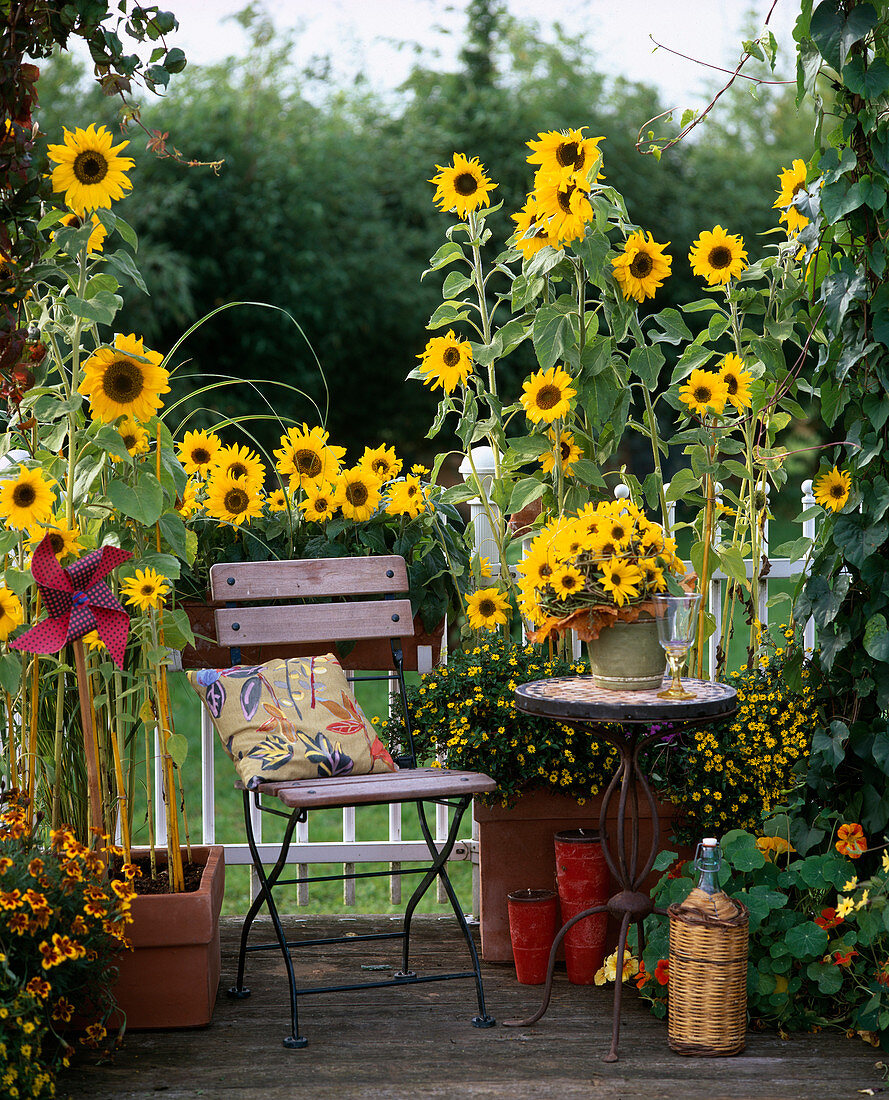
[{"left": 160, "top": 0, "right": 799, "bottom": 107}]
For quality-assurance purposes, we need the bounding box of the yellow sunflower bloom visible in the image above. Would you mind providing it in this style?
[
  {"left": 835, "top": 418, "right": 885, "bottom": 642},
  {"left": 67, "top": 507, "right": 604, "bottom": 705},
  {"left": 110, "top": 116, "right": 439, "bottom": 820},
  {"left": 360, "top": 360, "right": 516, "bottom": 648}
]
[
  {"left": 56, "top": 212, "right": 107, "bottom": 253},
  {"left": 0, "top": 585, "right": 24, "bottom": 641},
  {"left": 552, "top": 565, "right": 584, "bottom": 600},
  {"left": 0, "top": 249, "right": 18, "bottom": 292},
  {"left": 466, "top": 587, "right": 510, "bottom": 631},
  {"left": 359, "top": 444, "right": 402, "bottom": 483},
  {"left": 78, "top": 333, "right": 169, "bottom": 423},
  {"left": 298, "top": 482, "right": 338, "bottom": 522},
  {"left": 530, "top": 177, "right": 592, "bottom": 245},
  {"left": 678, "top": 369, "right": 729, "bottom": 416},
  {"left": 46, "top": 123, "right": 135, "bottom": 215},
  {"left": 120, "top": 567, "right": 170, "bottom": 612},
  {"left": 510, "top": 199, "right": 564, "bottom": 260},
  {"left": 267, "top": 488, "right": 289, "bottom": 512},
  {"left": 112, "top": 417, "right": 150, "bottom": 461},
  {"left": 429, "top": 153, "right": 498, "bottom": 219},
  {"left": 274, "top": 425, "right": 345, "bottom": 491},
  {"left": 212, "top": 443, "right": 266, "bottom": 492},
  {"left": 599, "top": 558, "right": 643, "bottom": 607},
  {"left": 417, "top": 330, "right": 473, "bottom": 394},
  {"left": 539, "top": 429, "right": 582, "bottom": 475},
  {"left": 26, "top": 517, "right": 83, "bottom": 560},
  {"left": 521, "top": 366, "right": 576, "bottom": 425},
  {"left": 611, "top": 230, "right": 672, "bottom": 303},
  {"left": 177, "top": 429, "right": 222, "bottom": 476},
  {"left": 813, "top": 466, "right": 851, "bottom": 513},
  {"left": 385, "top": 475, "right": 427, "bottom": 519},
  {"left": 773, "top": 159, "right": 810, "bottom": 235},
  {"left": 638, "top": 557, "right": 667, "bottom": 593},
  {"left": 526, "top": 127, "right": 605, "bottom": 184},
  {"left": 0, "top": 466, "right": 55, "bottom": 531},
  {"left": 177, "top": 479, "right": 201, "bottom": 519},
  {"left": 718, "top": 353, "right": 753, "bottom": 410},
  {"left": 334, "top": 466, "right": 383, "bottom": 522},
  {"left": 204, "top": 472, "right": 264, "bottom": 526},
  {"left": 689, "top": 225, "right": 748, "bottom": 285}
]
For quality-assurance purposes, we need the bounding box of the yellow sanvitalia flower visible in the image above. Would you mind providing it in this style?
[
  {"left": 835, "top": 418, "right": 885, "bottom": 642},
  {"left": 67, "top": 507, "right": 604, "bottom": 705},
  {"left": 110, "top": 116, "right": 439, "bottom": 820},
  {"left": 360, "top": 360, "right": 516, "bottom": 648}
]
[
  {"left": 539, "top": 429, "right": 582, "bottom": 475},
  {"left": 530, "top": 177, "right": 593, "bottom": 245},
  {"left": 113, "top": 416, "right": 150, "bottom": 460},
  {"left": 298, "top": 482, "right": 338, "bottom": 522},
  {"left": 204, "top": 472, "right": 264, "bottom": 527},
  {"left": 813, "top": 465, "right": 851, "bottom": 513},
  {"left": 526, "top": 127, "right": 605, "bottom": 184},
  {"left": 0, "top": 466, "right": 55, "bottom": 530},
  {"left": 718, "top": 353, "right": 753, "bottom": 410},
  {"left": 429, "top": 153, "right": 498, "bottom": 219},
  {"left": 385, "top": 475, "right": 427, "bottom": 519},
  {"left": 359, "top": 444, "right": 402, "bottom": 483},
  {"left": 177, "top": 429, "right": 222, "bottom": 476},
  {"left": 599, "top": 558, "right": 643, "bottom": 607},
  {"left": 79, "top": 333, "right": 169, "bottom": 423},
  {"left": 334, "top": 466, "right": 382, "bottom": 522},
  {"left": 0, "top": 585, "right": 23, "bottom": 641},
  {"left": 611, "top": 230, "right": 672, "bottom": 303},
  {"left": 521, "top": 366, "right": 576, "bottom": 425},
  {"left": 46, "top": 123, "right": 135, "bottom": 215},
  {"left": 120, "top": 567, "right": 170, "bottom": 612},
  {"left": 274, "top": 425, "right": 345, "bottom": 491},
  {"left": 689, "top": 225, "right": 748, "bottom": 285},
  {"left": 510, "top": 199, "right": 564, "bottom": 260},
  {"left": 678, "top": 368, "right": 729, "bottom": 416},
  {"left": 56, "top": 211, "right": 107, "bottom": 253},
  {"left": 773, "top": 159, "right": 810, "bottom": 235},
  {"left": 212, "top": 443, "right": 266, "bottom": 492},
  {"left": 417, "top": 330, "right": 473, "bottom": 394},
  {"left": 465, "top": 587, "right": 510, "bottom": 631},
  {"left": 26, "top": 517, "right": 83, "bottom": 560}
]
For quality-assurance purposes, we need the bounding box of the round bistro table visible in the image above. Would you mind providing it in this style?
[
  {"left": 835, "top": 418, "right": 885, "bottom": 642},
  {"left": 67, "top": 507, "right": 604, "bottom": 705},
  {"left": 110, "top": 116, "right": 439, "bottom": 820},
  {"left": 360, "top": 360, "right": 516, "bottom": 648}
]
[{"left": 502, "top": 676, "right": 737, "bottom": 1062}]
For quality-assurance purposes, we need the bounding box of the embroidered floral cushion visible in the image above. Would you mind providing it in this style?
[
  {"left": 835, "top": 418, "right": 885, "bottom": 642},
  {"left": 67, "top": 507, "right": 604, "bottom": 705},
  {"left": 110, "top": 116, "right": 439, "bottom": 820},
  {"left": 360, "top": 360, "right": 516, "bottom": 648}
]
[{"left": 187, "top": 654, "right": 397, "bottom": 789}]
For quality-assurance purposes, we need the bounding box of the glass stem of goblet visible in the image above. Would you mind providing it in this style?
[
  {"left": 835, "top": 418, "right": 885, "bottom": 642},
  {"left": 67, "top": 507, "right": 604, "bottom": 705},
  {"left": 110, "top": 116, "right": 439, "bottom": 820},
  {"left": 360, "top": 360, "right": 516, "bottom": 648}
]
[{"left": 667, "top": 652, "right": 684, "bottom": 693}]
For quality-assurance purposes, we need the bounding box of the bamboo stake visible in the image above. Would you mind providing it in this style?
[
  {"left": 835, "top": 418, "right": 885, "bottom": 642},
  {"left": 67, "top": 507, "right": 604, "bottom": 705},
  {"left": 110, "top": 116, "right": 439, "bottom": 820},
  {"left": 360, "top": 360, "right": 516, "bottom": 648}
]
[
  {"left": 5, "top": 690, "right": 16, "bottom": 790},
  {"left": 72, "top": 639, "right": 104, "bottom": 842},
  {"left": 109, "top": 726, "right": 131, "bottom": 865},
  {"left": 695, "top": 470, "right": 715, "bottom": 680},
  {"left": 26, "top": 653, "right": 39, "bottom": 829}
]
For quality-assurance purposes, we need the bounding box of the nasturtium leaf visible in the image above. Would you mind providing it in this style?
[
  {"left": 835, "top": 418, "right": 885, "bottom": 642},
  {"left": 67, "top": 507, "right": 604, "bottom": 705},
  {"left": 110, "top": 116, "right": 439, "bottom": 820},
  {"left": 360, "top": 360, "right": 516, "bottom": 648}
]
[
  {"left": 721, "top": 830, "right": 766, "bottom": 871},
  {"left": 784, "top": 921, "right": 828, "bottom": 959}
]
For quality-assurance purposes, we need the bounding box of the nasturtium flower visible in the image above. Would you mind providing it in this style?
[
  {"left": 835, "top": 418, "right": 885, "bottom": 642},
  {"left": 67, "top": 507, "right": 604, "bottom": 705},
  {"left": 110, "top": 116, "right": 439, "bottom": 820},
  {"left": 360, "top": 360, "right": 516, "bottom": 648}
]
[
  {"left": 539, "top": 429, "right": 582, "bottom": 475},
  {"left": 718, "top": 353, "right": 753, "bottom": 411},
  {"left": 510, "top": 200, "right": 564, "bottom": 260},
  {"left": 0, "top": 466, "right": 55, "bottom": 530},
  {"left": 359, "top": 444, "right": 402, "bottom": 483},
  {"left": 274, "top": 425, "right": 345, "bottom": 491},
  {"left": 813, "top": 465, "right": 851, "bottom": 513},
  {"left": 0, "top": 585, "right": 23, "bottom": 641},
  {"left": 526, "top": 127, "right": 604, "bottom": 183},
  {"left": 417, "top": 330, "right": 473, "bottom": 394},
  {"left": 204, "top": 472, "right": 264, "bottom": 527},
  {"left": 114, "top": 416, "right": 150, "bottom": 460},
  {"left": 678, "top": 369, "right": 729, "bottom": 416},
  {"left": 429, "top": 153, "right": 497, "bottom": 219},
  {"left": 385, "top": 475, "right": 426, "bottom": 519},
  {"left": 521, "top": 366, "right": 576, "bottom": 424},
  {"left": 298, "top": 482, "right": 338, "bottom": 522},
  {"left": 465, "top": 587, "right": 510, "bottom": 631},
  {"left": 598, "top": 558, "right": 643, "bottom": 607},
  {"left": 594, "top": 949, "right": 639, "bottom": 985},
  {"left": 835, "top": 822, "right": 867, "bottom": 859},
  {"left": 57, "top": 211, "right": 107, "bottom": 253},
  {"left": 120, "top": 567, "right": 170, "bottom": 612},
  {"left": 26, "top": 517, "right": 83, "bottom": 560},
  {"left": 334, "top": 466, "right": 382, "bottom": 522},
  {"left": 178, "top": 429, "right": 222, "bottom": 476},
  {"left": 79, "top": 333, "right": 169, "bottom": 423},
  {"left": 213, "top": 443, "right": 266, "bottom": 492},
  {"left": 46, "top": 123, "right": 135, "bottom": 215},
  {"left": 611, "top": 230, "right": 672, "bottom": 302},
  {"left": 688, "top": 225, "right": 748, "bottom": 285},
  {"left": 773, "top": 159, "right": 810, "bottom": 234},
  {"left": 654, "top": 959, "right": 669, "bottom": 986}
]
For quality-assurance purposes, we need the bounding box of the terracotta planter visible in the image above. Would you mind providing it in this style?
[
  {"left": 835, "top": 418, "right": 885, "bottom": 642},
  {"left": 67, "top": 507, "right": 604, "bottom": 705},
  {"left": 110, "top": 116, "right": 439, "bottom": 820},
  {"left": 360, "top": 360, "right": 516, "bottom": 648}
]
[
  {"left": 474, "top": 787, "right": 689, "bottom": 963},
  {"left": 177, "top": 599, "right": 443, "bottom": 672},
  {"left": 112, "top": 845, "right": 225, "bottom": 1029}
]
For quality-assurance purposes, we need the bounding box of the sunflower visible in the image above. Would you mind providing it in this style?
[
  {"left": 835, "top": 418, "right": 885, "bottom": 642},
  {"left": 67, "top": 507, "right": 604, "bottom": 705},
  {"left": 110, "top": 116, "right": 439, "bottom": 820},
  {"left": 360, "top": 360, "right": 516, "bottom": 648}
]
[
  {"left": 274, "top": 425, "right": 345, "bottom": 490},
  {"left": 689, "top": 225, "right": 748, "bottom": 285},
  {"left": 298, "top": 482, "right": 338, "bottom": 522},
  {"left": 78, "top": 333, "right": 169, "bottom": 423},
  {"left": 516, "top": 541, "right": 557, "bottom": 588},
  {"left": 178, "top": 429, "right": 222, "bottom": 476},
  {"left": 531, "top": 177, "right": 592, "bottom": 245},
  {"left": 0, "top": 466, "right": 55, "bottom": 530},
  {"left": 267, "top": 488, "right": 289, "bottom": 512},
  {"left": 510, "top": 200, "right": 564, "bottom": 260},
  {"left": 0, "top": 250, "right": 16, "bottom": 292},
  {"left": 359, "top": 444, "right": 402, "bottom": 483},
  {"left": 334, "top": 466, "right": 383, "bottom": 522},
  {"left": 773, "top": 159, "right": 810, "bottom": 235},
  {"left": 212, "top": 443, "right": 266, "bottom": 491},
  {"left": 603, "top": 513, "right": 635, "bottom": 547},
  {"left": 204, "top": 472, "right": 264, "bottom": 526},
  {"left": 27, "top": 517, "right": 83, "bottom": 560},
  {"left": 718, "top": 353, "right": 753, "bottom": 410},
  {"left": 429, "top": 153, "right": 498, "bottom": 219},
  {"left": 120, "top": 567, "right": 170, "bottom": 612},
  {"left": 526, "top": 128, "right": 605, "bottom": 184},
  {"left": 385, "top": 475, "right": 426, "bottom": 519},
  {"left": 417, "top": 330, "right": 473, "bottom": 394},
  {"left": 813, "top": 465, "right": 851, "bottom": 513},
  {"left": 465, "top": 587, "right": 510, "bottom": 631},
  {"left": 678, "top": 369, "right": 729, "bottom": 416},
  {"left": 552, "top": 566, "right": 584, "bottom": 600},
  {"left": 80, "top": 630, "right": 106, "bottom": 652},
  {"left": 0, "top": 585, "right": 24, "bottom": 641},
  {"left": 539, "top": 429, "right": 582, "bottom": 475},
  {"left": 178, "top": 479, "right": 201, "bottom": 519},
  {"left": 638, "top": 557, "right": 667, "bottom": 593},
  {"left": 46, "top": 124, "right": 135, "bottom": 215},
  {"left": 56, "top": 212, "right": 107, "bottom": 253},
  {"left": 521, "top": 366, "right": 576, "bottom": 425},
  {"left": 113, "top": 417, "right": 150, "bottom": 460},
  {"left": 599, "top": 558, "right": 643, "bottom": 608},
  {"left": 611, "top": 230, "right": 672, "bottom": 302}
]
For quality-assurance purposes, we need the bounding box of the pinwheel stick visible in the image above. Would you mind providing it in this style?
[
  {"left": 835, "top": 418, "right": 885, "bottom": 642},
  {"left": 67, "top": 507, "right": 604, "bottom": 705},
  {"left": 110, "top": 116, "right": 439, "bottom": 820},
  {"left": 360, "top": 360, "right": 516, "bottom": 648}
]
[{"left": 73, "top": 639, "right": 104, "bottom": 842}]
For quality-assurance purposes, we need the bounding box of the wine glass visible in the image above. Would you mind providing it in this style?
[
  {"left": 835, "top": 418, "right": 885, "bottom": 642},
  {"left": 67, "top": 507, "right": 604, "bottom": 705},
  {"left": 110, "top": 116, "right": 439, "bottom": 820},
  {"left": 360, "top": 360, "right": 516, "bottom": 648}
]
[{"left": 652, "top": 593, "right": 703, "bottom": 700}]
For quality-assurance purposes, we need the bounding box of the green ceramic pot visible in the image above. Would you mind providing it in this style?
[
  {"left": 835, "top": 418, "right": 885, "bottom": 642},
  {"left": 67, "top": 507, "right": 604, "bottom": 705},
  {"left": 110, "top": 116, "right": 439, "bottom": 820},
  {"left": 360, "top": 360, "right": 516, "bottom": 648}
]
[{"left": 586, "top": 616, "right": 666, "bottom": 691}]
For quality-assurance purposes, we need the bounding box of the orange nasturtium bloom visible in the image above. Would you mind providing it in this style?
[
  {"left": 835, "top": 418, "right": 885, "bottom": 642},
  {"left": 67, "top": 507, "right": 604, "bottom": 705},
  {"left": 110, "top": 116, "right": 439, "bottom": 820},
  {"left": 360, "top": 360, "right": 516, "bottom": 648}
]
[{"left": 835, "top": 822, "right": 867, "bottom": 859}]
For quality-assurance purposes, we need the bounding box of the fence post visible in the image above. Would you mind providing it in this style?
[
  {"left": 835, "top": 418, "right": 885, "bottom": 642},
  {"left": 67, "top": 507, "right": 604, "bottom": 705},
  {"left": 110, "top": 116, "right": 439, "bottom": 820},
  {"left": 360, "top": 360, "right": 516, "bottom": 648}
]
[
  {"left": 801, "top": 479, "right": 817, "bottom": 652},
  {"left": 458, "top": 446, "right": 501, "bottom": 570}
]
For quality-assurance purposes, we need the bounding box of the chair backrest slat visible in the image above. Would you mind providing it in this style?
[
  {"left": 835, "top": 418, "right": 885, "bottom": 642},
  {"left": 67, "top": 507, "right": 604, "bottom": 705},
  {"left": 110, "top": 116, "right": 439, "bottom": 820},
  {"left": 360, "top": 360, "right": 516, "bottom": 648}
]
[
  {"left": 214, "top": 598, "right": 415, "bottom": 648},
  {"left": 209, "top": 556, "right": 408, "bottom": 601}
]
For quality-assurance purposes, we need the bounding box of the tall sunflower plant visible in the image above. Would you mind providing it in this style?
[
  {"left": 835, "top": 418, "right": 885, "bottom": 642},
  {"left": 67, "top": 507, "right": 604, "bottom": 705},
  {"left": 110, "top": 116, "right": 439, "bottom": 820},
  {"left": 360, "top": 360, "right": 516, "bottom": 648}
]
[
  {"left": 417, "top": 131, "right": 826, "bottom": 670},
  {"left": 0, "top": 123, "right": 199, "bottom": 886}
]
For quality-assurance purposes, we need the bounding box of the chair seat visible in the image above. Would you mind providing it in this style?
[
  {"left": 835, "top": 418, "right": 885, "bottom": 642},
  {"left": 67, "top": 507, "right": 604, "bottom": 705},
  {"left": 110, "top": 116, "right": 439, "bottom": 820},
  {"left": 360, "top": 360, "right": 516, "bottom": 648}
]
[{"left": 250, "top": 767, "right": 498, "bottom": 810}]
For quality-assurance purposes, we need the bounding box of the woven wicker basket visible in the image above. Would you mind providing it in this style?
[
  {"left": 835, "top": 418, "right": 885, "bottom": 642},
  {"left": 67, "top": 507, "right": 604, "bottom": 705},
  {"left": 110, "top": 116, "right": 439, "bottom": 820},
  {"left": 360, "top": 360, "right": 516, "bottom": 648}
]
[{"left": 667, "top": 886, "right": 749, "bottom": 1056}]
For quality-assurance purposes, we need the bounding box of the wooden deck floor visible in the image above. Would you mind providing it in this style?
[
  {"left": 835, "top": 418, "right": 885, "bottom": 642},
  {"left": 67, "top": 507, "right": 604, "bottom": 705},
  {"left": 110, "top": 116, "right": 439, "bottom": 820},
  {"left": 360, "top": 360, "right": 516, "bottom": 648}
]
[{"left": 62, "top": 915, "right": 883, "bottom": 1100}]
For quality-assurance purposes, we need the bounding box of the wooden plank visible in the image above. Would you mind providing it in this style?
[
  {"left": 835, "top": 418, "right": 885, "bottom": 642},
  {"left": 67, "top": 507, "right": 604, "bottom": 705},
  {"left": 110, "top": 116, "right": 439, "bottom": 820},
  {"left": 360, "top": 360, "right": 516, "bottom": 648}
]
[
  {"left": 258, "top": 767, "right": 498, "bottom": 809},
  {"left": 214, "top": 598, "right": 415, "bottom": 647},
  {"left": 209, "top": 555, "right": 409, "bottom": 600}
]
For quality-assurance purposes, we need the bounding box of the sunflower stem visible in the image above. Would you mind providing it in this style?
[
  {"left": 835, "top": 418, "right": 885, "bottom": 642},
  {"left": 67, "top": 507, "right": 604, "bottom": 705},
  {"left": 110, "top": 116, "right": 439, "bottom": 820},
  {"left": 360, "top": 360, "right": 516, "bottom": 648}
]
[{"left": 641, "top": 387, "right": 671, "bottom": 538}]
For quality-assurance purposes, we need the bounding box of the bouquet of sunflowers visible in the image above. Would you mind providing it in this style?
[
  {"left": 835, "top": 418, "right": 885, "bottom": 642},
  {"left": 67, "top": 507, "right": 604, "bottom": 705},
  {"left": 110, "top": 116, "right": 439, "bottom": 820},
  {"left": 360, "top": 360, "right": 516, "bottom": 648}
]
[{"left": 516, "top": 497, "right": 687, "bottom": 641}]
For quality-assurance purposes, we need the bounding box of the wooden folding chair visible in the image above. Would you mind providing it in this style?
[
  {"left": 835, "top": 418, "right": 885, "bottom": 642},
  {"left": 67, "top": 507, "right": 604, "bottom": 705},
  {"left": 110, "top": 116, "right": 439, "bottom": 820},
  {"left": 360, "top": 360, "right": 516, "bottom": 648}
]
[{"left": 205, "top": 555, "right": 497, "bottom": 1047}]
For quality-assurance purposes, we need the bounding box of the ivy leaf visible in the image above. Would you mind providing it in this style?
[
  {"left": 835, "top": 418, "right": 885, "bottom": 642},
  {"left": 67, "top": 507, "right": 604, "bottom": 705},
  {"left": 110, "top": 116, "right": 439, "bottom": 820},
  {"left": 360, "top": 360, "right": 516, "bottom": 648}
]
[
  {"left": 810, "top": 0, "right": 878, "bottom": 70},
  {"left": 833, "top": 515, "right": 888, "bottom": 568},
  {"left": 864, "top": 613, "right": 889, "bottom": 662},
  {"left": 842, "top": 54, "right": 889, "bottom": 99},
  {"left": 820, "top": 180, "right": 864, "bottom": 225}
]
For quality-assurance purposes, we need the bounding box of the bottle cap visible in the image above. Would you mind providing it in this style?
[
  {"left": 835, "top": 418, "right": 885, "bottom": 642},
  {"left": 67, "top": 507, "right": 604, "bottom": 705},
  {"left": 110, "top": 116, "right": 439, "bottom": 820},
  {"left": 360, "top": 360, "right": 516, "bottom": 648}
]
[{"left": 702, "top": 837, "right": 717, "bottom": 847}]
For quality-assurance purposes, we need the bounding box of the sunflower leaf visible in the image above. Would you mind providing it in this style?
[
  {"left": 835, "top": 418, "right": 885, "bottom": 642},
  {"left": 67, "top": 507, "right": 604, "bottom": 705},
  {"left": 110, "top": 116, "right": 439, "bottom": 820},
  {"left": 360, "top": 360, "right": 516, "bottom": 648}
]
[
  {"left": 531, "top": 296, "right": 578, "bottom": 370},
  {"left": 107, "top": 474, "right": 164, "bottom": 526},
  {"left": 67, "top": 292, "right": 123, "bottom": 326},
  {"left": 506, "top": 478, "right": 544, "bottom": 515}
]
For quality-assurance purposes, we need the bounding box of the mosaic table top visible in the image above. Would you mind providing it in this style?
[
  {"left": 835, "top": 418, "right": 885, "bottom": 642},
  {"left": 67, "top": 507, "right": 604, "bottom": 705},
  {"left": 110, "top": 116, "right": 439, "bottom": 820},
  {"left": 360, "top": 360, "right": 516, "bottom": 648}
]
[{"left": 514, "top": 676, "right": 737, "bottom": 725}]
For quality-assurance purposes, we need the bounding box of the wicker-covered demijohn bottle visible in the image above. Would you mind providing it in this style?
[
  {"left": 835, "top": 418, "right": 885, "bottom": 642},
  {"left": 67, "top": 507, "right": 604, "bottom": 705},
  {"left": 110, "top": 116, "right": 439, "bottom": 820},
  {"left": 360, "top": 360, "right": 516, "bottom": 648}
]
[{"left": 667, "top": 838, "right": 749, "bottom": 1056}]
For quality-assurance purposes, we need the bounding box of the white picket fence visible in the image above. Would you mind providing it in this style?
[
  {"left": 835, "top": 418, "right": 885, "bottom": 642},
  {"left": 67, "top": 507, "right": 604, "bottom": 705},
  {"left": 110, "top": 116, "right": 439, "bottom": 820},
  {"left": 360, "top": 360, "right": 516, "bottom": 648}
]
[{"left": 162, "top": 452, "right": 817, "bottom": 913}]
